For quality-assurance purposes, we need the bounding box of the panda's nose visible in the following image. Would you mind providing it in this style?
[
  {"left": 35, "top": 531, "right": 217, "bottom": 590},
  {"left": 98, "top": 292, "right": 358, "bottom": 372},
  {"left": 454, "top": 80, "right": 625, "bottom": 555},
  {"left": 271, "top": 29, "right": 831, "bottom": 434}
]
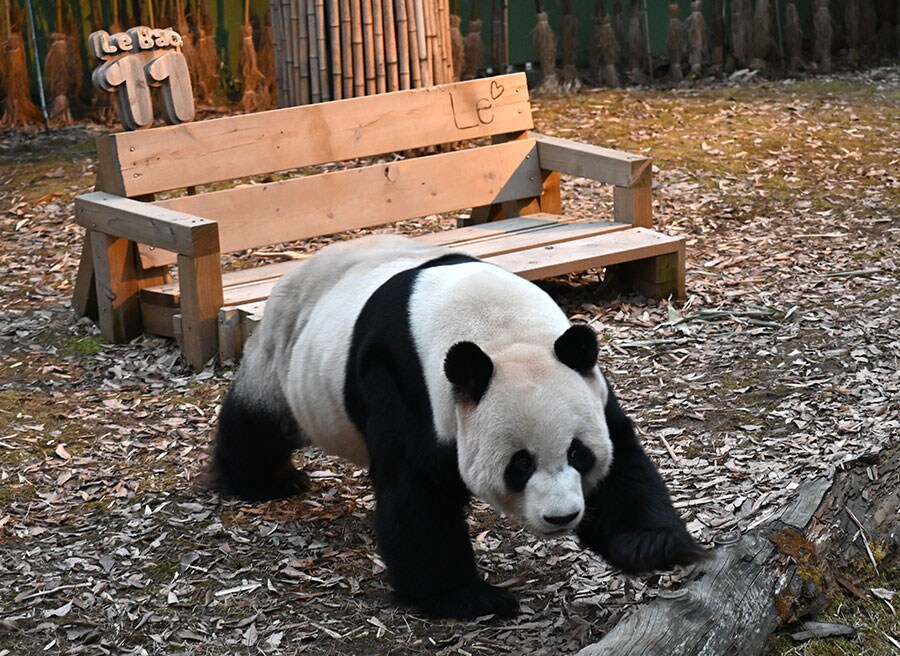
[{"left": 543, "top": 512, "right": 579, "bottom": 526}]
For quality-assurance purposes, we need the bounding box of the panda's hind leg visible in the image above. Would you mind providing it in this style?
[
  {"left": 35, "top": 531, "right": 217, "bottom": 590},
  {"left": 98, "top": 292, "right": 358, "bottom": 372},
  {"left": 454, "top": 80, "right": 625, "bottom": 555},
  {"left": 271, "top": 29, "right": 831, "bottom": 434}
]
[{"left": 208, "top": 385, "right": 310, "bottom": 502}]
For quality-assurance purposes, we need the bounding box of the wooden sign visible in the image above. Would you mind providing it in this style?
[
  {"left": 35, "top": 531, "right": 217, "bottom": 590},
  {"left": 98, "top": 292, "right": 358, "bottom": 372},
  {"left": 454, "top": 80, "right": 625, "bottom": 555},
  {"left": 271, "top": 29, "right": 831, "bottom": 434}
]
[{"left": 90, "top": 26, "right": 195, "bottom": 130}]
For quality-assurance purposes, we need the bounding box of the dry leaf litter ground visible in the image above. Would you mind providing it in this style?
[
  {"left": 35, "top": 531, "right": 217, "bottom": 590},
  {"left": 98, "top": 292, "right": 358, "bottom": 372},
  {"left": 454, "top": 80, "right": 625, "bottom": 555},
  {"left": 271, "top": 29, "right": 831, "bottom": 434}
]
[{"left": 1, "top": 68, "right": 898, "bottom": 655}]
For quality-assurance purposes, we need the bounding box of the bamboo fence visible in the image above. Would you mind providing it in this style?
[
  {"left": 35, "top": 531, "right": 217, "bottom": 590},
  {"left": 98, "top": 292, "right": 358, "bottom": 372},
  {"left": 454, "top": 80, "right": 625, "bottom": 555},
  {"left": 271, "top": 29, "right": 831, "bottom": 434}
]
[{"left": 270, "top": 0, "right": 452, "bottom": 105}]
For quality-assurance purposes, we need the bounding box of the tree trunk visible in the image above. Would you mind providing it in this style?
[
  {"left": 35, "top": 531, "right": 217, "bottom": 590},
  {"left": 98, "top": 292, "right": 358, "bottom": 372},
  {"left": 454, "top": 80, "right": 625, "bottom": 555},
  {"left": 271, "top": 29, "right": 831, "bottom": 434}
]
[{"left": 577, "top": 445, "right": 900, "bottom": 656}]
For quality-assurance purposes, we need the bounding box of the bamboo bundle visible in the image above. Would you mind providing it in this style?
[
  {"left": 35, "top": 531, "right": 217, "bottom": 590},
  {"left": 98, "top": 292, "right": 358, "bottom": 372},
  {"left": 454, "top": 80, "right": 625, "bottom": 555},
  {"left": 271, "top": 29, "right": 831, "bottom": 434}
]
[
  {"left": 424, "top": 0, "right": 442, "bottom": 84},
  {"left": 666, "top": 4, "right": 683, "bottom": 82},
  {"left": 627, "top": 0, "right": 646, "bottom": 80},
  {"left": 405, "top": 0, "right": 422, "bottom": 86},
  {"left": 327, "top": 0, "right": 342, "bottom": 98},
  {"left": 413, "top": 0, "right": 429, "bottom": 85},
  {"left": 45, "top": 1, "right": 74, "bottom": 126},
  {"left": 813, "top": 0, "right": 832, "bottom": 73},
  {"left": 686, "top": 0, "right": 706, "bottom": 74},
  {"left": 395, "top": 0, "right": 411, "bottom": 88},
  {"left": 340, "top": 0, "right": 353, "bottom": 96},
  {"left": 784, "top": 0, "right": 803, "bottom": 73},
  {"left": 350, "top": 0, "right": 364, "bottom": 94},
  {"left": 372, "top": 0, "right": 386, "bottom": 92},
  {"left": 437, "top": 0, "right": 452, "bottom": 83},
  {"left": 239, "top": 0, "right": 268, "bottom": 112},
  {"left": 449, "top": 12, "right": 463, "bottom": 81},
  {"left": 361, "top": 0, "right": 375, "bottom": 94},
  {"left": 174, "top": 0, "right": 200, "bottom": 101},
  {"left": 314, "top": 0, "right": 329, "bottom": 100},
  {"left": 383, "top": 0, "right": 399, "bottom": 89}
]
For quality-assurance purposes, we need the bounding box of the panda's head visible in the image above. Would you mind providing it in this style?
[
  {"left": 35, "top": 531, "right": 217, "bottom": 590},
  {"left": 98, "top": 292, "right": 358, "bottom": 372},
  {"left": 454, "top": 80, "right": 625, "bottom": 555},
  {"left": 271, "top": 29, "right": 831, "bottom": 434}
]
[{"left": 444, "top": 325, "right": 613, "bottom": 538}]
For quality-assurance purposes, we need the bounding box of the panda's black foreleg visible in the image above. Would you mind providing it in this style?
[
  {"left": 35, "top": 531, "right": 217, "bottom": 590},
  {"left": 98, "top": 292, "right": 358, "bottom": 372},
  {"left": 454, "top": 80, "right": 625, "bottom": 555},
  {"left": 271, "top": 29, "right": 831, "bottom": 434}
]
[
  {"left": 577, "top": 389, "right": 706, "bottom": 573},
  {"left": 208, "top": 386, "right": 310, "bottom": 502},
  {"left": 371, "top": 474, "right": 518, "bottom": 619},
  {"left": 359, "top": 362, "right": 518, "bottom": 620}
]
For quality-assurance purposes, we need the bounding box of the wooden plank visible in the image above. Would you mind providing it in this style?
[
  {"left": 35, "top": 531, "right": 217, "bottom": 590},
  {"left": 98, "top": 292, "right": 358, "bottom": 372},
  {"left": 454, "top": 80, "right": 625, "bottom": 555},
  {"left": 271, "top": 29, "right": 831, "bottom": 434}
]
[
  {"left": 457, "top": 220, "right": 630, "bottom": 258},
  {"left": 487, "top": 228, "right": 684, "bottom": 281},
  {"left": 531, "top": 132, "right": 650, "bottom": 188},
  {"left": 413, "top": 213, "right": 578, "bottom": 247},
  {"left": 72, "top": 232, "right": 98, "bottom": 320},
  {"left": 177, "top": 252, "right": 225, "bottom": 370},
  {"left": 76, "top": 192, "right": 220, "bottom": 257},
  {"left": 93, "top": 71, "right": 533, "bottom": 196},
  {"left": 90, "top": 231, "right": 145, "bottom": 343},
  {"left": 142, "top": 302, "right": 177, "bottom": 337},
  {"left": 218, "top": 306, "right": 242, "bottom": 361},
  {"left": 141, "top": 139, "right": 542, "bottom": 267}
]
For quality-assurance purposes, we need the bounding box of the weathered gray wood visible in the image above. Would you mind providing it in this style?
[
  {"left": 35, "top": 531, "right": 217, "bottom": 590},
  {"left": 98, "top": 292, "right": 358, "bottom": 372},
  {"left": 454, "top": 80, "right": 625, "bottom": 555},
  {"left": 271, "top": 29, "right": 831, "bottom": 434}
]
[{"left": 577, "top": 445, "right": 900, "bottom": 656}]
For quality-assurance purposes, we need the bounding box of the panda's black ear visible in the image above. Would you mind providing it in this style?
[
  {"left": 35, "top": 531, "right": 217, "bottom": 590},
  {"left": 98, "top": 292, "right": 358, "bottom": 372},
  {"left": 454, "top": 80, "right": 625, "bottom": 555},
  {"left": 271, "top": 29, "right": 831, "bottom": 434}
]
[
  {"left": 554, "top": 324, "right": 598, "bottom": 375},
  {"left": 444, "top": 342, "right": 494, "bottom": 403}
]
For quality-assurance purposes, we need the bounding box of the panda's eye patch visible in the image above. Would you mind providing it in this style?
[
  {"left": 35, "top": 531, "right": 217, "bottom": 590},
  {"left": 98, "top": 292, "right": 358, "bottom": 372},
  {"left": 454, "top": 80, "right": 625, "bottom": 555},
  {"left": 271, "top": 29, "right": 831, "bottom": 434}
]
[
  {"left": 504, "top": 450, "right": 535, "bottom": 493},
  {"left": 567, "top": 438, "right": 596, "bottom": 475}
]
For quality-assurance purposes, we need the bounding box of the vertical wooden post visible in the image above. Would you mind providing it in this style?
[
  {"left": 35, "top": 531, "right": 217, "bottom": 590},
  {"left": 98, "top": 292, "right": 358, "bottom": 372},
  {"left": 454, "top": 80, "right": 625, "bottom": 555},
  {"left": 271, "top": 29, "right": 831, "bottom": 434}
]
[
  {"left": 177, "top": 251, "right": 224, "bottom": 370},
  {"left": 89, "top": 231, "right": 146, "bottom": 343},
  {"left": 72, "top": 233, "right": 98, "bottom": 320},
  {"left": 614, "top": 164, "right": 653, "bottom": 228}
]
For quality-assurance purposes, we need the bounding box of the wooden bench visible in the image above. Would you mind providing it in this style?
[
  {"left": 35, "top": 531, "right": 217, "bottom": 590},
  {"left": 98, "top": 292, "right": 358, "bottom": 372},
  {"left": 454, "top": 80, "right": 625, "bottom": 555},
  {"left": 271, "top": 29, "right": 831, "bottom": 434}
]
[{"left": 72, "top": 73, "right": 685, "bottom": 370}]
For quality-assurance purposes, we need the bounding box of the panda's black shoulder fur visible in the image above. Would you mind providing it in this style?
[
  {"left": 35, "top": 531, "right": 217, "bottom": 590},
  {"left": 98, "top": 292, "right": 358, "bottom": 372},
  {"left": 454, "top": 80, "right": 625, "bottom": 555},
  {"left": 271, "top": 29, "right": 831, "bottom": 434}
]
[{"left": 344, "top": 252, "right": 478, "bottom": 490}]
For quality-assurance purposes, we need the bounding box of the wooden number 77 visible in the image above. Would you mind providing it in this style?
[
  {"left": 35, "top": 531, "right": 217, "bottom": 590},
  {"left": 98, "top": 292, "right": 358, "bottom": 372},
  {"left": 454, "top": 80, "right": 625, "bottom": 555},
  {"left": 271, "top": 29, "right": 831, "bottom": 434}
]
[{"left": 147, "top": 51, "right": 195, "bottom": 125}]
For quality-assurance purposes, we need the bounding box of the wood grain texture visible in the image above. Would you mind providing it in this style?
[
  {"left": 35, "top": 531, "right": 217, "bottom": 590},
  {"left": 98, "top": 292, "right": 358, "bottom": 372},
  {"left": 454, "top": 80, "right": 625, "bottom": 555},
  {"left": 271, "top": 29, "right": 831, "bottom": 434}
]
[
  {"left": 140, "top": 139, "right": 542, "bottom": 267},
  {"left": 577, "top": 444, "right": 900, "bottom": 656},
  {"left": 532, "top": 132, "right": 651, "bottom": 188},
  {"left": 177, "top": 252, "right": 224, "bottom": 370},
  {"left": 76, "top": 192, "right": 220, "bottom": 257},
  {"left": 614, "top": 164, "right": 654, "bottom": 228},
  {"left": 96, "top": 73, "right": 531, "bottom": 197}
]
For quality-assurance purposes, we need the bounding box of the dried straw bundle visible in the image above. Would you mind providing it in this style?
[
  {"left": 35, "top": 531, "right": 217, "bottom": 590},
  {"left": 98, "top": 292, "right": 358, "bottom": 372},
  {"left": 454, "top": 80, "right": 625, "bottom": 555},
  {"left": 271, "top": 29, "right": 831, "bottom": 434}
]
[
  {"left": 173, "top": 0, "right": 199, "bottom": 99},
  {"left": 666, "top": 4, "right": 683, "bottom": 82},
  {"left": 259, "top": 14, "right": 276, "bottom": 103},
  {"left": 860, "top": 0, "right": 877, "bottom": 57},
  {"left": 449, "top": 13, "right": 463, "bottom": 81},
  {"left": 597, "top": 15, "right": 618, "bottom": 87},
  {"left": 845, "top": 0, "right": 860, "bottom": 64},
  {"left": 686, "top": 0, "right": 706, "bottom": 74},
  {"left": 784, "top": 1, "right": 803, "bottom": 72},
  {"left": 239, "top": 23, "right": 268, "bottom": 111},
  {"left": 750, "top": 0, "right": 770, "bottom": 69},
  {"left": 45, "top": 32, "right": 74, "bottom": 125},
  {"left": 626, "top": 0, "right": 645, "bottom": 80},
  {"left": 462, "top": 17, "right": 482, "bottom": 79},
  {"left": 710, "top": 0, "right": 724, "bottom": 68},
  {"left": 1, "top": 32, "right": 42, "bottom": 128},
  {"left": 731, "top": 0, "right": 751, "bottom": 66},
  {"left": 533, "top": 11, "right": 559, "bottom": 94},
  {"left": 559, "top": 0, "right": 582, "bottom": 92},
  {"left": 196, "top": 3, "right": 222, "bottom": 104},
  {"left": 813, "top": 0, "right": 832, "bottom": 73}
]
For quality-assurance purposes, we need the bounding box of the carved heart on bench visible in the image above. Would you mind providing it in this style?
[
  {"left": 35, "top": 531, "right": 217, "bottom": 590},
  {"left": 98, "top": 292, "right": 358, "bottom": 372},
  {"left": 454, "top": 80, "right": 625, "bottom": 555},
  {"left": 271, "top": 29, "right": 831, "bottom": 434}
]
[{"left": 490, "top": 80, "right": 505, "bottom": 100}]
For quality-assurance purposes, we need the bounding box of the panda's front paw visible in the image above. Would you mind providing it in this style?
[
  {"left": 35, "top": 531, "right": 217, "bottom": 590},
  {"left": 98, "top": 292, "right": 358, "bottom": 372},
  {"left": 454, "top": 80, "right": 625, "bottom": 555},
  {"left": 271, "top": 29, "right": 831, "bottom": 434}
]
[
  {"left": 605, "top": 525, "right": 707, "bottom": 574},
  {"left": 399, "top": 580, "right": 520, "bottom": 620}
]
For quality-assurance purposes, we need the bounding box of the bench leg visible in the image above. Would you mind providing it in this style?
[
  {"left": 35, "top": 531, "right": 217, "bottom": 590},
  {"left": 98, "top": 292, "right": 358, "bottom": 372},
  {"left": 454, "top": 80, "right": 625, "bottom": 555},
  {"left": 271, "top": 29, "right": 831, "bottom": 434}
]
[
  {"left": 72, "top": 232, "right": 98, "bottom": 321},
  {"left": 177, "top": 252, "right": 224, "bottom": 371},
  {"left": 614, "top": 165, "right": 652, "bottom": 228},
  {"left": 90, "top": 232, "right": 147, "bottom": 343},
  {"left": 615, "top": 248, "right": 685, "bottom": 301}
]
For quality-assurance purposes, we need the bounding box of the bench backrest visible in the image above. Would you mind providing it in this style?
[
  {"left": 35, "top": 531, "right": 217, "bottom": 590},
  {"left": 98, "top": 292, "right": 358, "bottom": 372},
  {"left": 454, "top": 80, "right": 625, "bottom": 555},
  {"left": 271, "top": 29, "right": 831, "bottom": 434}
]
[{"left": 95, "top": 73, "right": 538, "bottom": 268}]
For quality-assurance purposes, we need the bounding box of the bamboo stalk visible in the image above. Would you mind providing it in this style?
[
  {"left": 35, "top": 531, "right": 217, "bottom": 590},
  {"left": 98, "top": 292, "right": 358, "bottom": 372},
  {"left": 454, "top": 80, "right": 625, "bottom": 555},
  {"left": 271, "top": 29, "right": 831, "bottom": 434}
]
[
  {"left": 270, "top": 0, "right": 285, "bottom": 106},
  {"left": 423, "top": 0, "right": 440, "bottom": 84},
  {"left": 412, "top": 0, "right": 428, "bottom": 85},
  {"left": 372, "top": 0, "right": 385, "bottom": 93},
  {"left": 281, "top": 0, "right": 295, "bottom": 105},
  {"left": 350, "top": 0, "right": 364, "bottom": 95},
  {"left": 327, "top": 0, "right": 341, "bottom": 99},
  {"left": 297, "top": 0, "right": 311, "bottom": 104},
  {"left": 404, "top": 0, "right": 421, "bottom": 86},
  {"left": 395, "top": 0, "right": 411, "bottom": 88},
  {"left": 340, "top": 0, "right": 353, "bottom": 97},
  {"left": 361, "top": 0, "right": 375, "bottom": 94},
  {"left": 383, "top": 0, "right": 399, "bottom": 90},
  {"left": 437, "top": 0, "right": 453, "bottom": 82},
  {"left": 306, "top": 0, "right": 321, "bottom": 102},
  {"left": 314, "top": 0, "right": 329, "bottom": 100}
]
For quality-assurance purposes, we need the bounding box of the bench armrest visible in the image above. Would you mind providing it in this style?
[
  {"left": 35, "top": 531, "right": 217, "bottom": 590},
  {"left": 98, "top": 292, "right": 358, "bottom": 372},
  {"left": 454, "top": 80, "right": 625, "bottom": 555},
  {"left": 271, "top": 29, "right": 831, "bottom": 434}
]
[
  {"left": 75, "top": 191, "right": 221, "bottom": 257},
  {"left": 529, "top": 132, "right": 651, "bottom": 188}
]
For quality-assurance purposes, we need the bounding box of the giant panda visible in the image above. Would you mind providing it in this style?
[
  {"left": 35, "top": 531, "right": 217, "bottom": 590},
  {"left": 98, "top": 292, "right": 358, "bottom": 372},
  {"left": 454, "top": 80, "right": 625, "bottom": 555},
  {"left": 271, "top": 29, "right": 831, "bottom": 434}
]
[{"left": 209, "top": 235, "right": 704, "bottom": 619}]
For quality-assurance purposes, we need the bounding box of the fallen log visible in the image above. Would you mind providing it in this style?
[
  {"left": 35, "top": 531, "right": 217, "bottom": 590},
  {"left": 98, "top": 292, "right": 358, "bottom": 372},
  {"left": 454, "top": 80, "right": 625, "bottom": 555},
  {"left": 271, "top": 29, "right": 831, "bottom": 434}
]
[{"left": 578, "top": 445, "right": 900, "bottom": 656}]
